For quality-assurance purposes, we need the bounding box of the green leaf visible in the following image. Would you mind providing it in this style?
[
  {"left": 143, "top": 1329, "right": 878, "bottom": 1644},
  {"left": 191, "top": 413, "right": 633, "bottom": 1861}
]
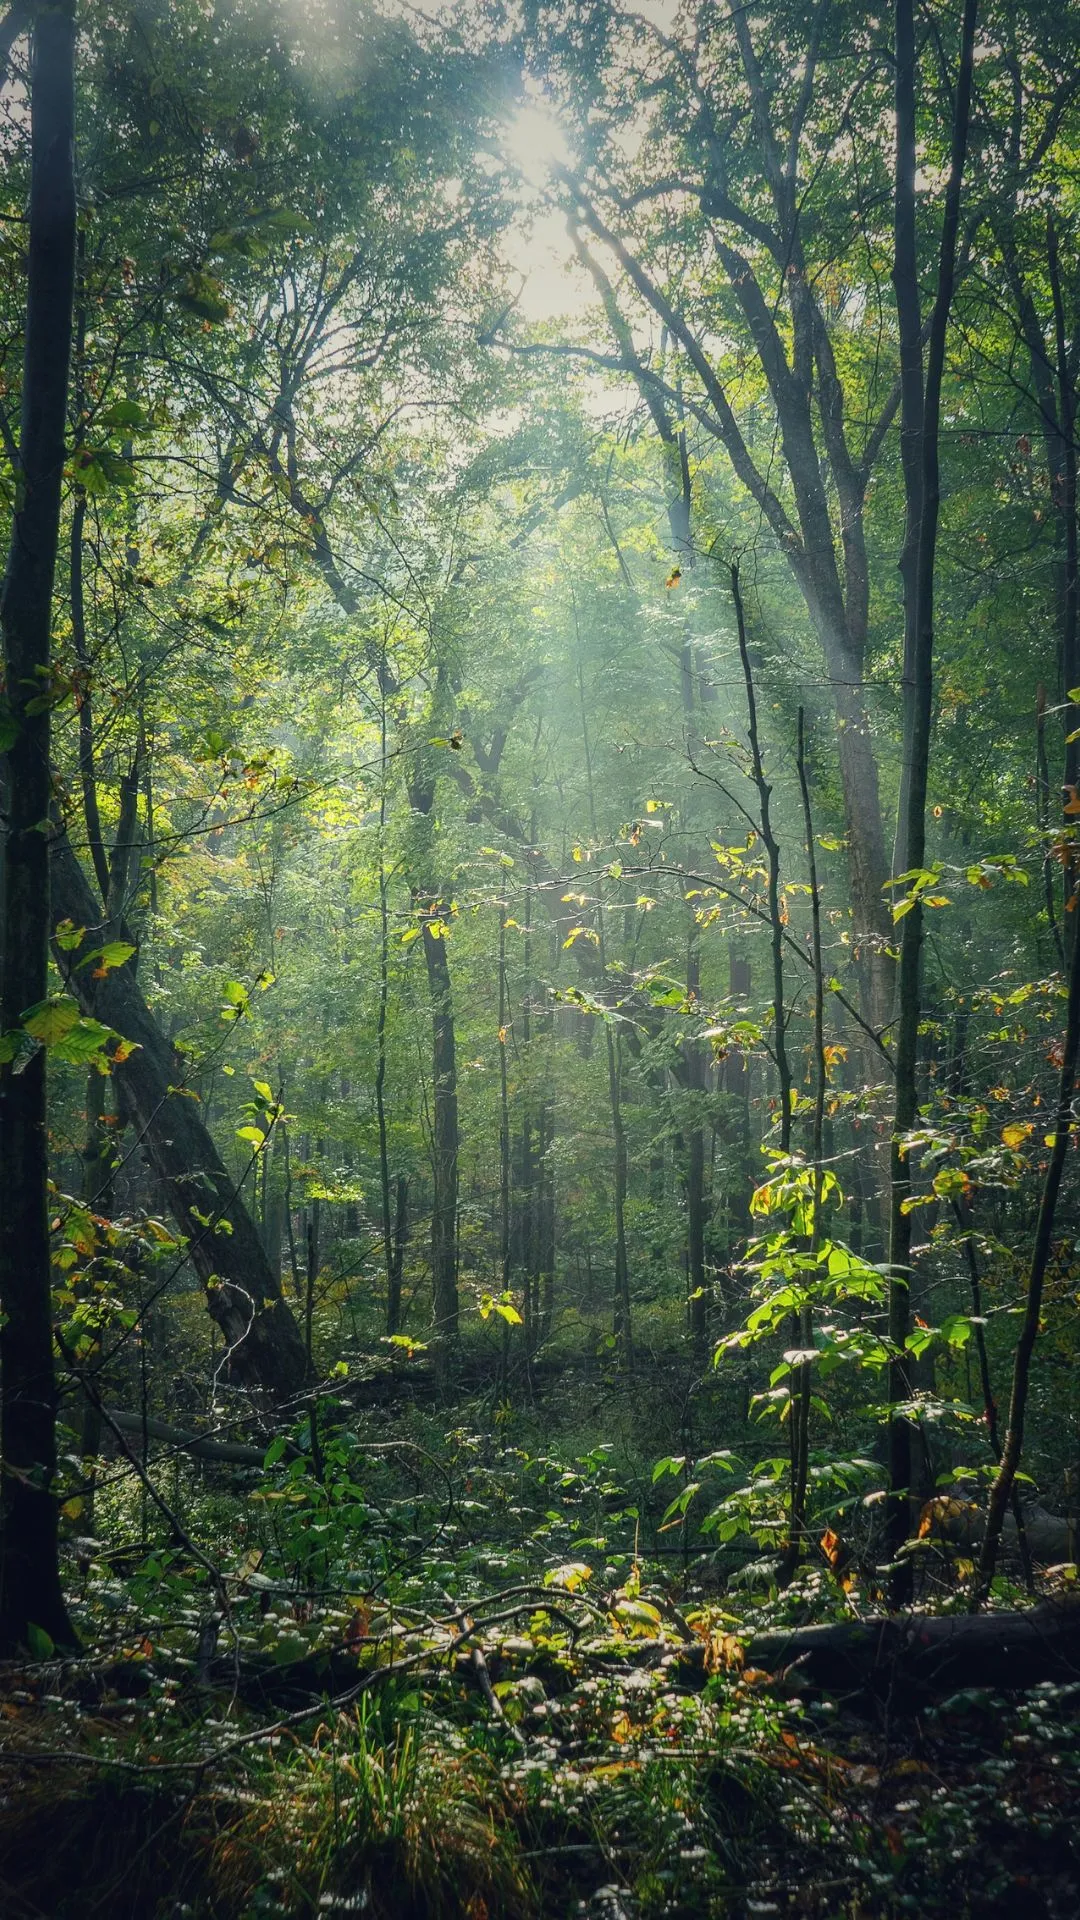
[
  {"left": 612, "top": 1598, "right": 663, "bottom": 1631},
  {"left": 26, "top": 1622, "right": 55, "bottom": 1660},
  {"left": 652, "top": 1455, "right": 686, "bottom": 1483},
  {"left": 236, "top": 1125, "right": 266, "bottom": 1148},
  {"left": 99, "top": 399, "right": 150, "bottom": 431},
  {"left": 175, "top": 271, "right": 232, "bottom": 322},
  {"left": 220, "top": 980, "right": 249, "bottom": 1021},
  {"left": 660, "top": 1482, "right": 701, "bottom": 1527},
  {"left": 78, "top": 941, "right": 135, "bottom": 974},
  {"left": 53, "top": 1017, "right": 120, "bottom": 1068},
  {"left": 74, "top": 447, "right": 137, "bottom": 492},
  {"left": 22, "top": 997, "right": 81, "bottom": 1046}
]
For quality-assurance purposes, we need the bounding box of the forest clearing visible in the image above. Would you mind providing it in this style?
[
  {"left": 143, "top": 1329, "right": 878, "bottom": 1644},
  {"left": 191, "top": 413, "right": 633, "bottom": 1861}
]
[{"left": 2, "top": 0, "right": 1080, "bottom": 1913}]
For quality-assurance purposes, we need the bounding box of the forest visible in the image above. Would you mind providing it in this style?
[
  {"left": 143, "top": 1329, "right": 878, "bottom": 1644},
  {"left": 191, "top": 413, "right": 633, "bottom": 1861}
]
[{"left": 1, "top": 0, "right": 1080, "bottom": 1912}]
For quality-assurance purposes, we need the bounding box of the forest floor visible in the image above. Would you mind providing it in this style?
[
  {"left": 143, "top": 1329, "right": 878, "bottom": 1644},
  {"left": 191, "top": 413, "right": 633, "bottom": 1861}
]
[{"left": 1, "top": 1345, "right": 1078, "bottom": 1919}]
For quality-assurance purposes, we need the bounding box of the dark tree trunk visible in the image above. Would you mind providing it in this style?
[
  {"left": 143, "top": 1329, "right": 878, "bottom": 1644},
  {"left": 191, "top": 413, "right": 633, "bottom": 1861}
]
[
  {"left": 606, "top": 1024, "right": 633, "bottom": 1369},
  {"left": 49, "top": 833, "right": 310, "bottom": 1403},
  {"left": 685, "top": 924, "right": 707, "bottom": 1347},
  {"left": 886, "top": 0, "right": 979, "bottom": 1600},
  {"left": 421, "top": 912, "right": 459, "bottom": 1377},
  {"left": 0, "top": 0, "right": 79, "bottom": 1655},
  {"left": 375, "top": 699, "right": 397, "bottom": 1333},
  {"left": 389, "top": 1172, "right": 408, "bottom": 1335}
]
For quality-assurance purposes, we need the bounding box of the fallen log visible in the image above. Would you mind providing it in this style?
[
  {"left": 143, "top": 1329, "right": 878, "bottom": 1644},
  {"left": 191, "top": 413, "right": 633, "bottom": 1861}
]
[
  {"left": 738, "top": 1595, "right": 1080, "bottom": 1697},
  {"left": 917, "top": 1494, "right": 1069, "bottom": 1564},
  {"left": 104, "top": 1409, "right": 270, "bottom": 1468}
]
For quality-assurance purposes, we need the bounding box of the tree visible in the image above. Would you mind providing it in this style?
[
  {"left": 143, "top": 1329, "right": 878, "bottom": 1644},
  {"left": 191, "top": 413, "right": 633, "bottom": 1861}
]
[{"left": 0, "top": 0, "right": 79, "bottom": 1654}]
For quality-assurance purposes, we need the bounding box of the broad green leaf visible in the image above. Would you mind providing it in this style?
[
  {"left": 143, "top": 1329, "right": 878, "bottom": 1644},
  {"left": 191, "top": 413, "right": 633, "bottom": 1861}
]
[
  {"left": 22, "top": 997, "right": 81, "bottom": 1045},
  {"left": 78, "top": 941, "right": 135, "bottom": 974}
]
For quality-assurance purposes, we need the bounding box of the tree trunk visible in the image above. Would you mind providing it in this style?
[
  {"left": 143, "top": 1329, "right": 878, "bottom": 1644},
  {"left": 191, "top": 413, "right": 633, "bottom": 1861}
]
[
  {"left": 375, "top": 698, "right": 398, "bottom": 1334},
  {"left": 606, "top": 1024, "right": 633, "bottom": 1369},
  {"left": 0, "top": 0, "right": 78, "bottom": 1655},
  {"left": 49, "top": 832, "right": 310, "bottom": 1403},
  {"left": 389, "top": 1174, "right": 408, "bottom": 1335},
  {"left": 421, "top": 912, "right": 459, "bottom": 1378},
  {"left": 974, "top": 881, "right": 1080, "bottom": 1601},
  {"left": 886, "top": 0, "right": 978, "bottom": 1601},
  {"left": 685, "top": 922, "right": 707, "bottom": 1347}
]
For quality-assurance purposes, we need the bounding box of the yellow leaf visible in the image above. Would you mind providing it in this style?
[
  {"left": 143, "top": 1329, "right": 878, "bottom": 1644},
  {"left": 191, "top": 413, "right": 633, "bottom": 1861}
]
[{"left": 1001, "top": 1122, "right": 1033, "bottom": 1149}]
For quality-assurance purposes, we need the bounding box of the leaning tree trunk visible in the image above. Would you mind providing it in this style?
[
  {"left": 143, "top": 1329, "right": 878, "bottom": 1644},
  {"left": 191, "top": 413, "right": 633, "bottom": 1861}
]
[
  {"left": 49, "top": 832, "right": 310, "bottom": 1403},
  {"left": 0, "top": 0, "right": 79, "bottom": 1655}
]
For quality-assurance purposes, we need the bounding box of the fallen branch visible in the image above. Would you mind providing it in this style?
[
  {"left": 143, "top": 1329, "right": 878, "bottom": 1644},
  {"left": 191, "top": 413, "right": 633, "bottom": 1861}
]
[{"left": 103, "top": 1409, "right": 273, "bottom": 1469}]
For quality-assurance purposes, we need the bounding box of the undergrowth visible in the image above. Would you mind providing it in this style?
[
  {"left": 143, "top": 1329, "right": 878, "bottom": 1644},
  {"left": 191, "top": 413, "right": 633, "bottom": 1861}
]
[{"left": 2, "top": 1376, "right": 1078, "bottom": 1918}]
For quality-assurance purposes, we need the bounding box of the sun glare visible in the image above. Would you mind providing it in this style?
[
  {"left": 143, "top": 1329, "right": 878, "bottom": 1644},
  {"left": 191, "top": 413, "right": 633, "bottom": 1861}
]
[{"left": 502, "top": 101, "right": 572, "bottom": 189}]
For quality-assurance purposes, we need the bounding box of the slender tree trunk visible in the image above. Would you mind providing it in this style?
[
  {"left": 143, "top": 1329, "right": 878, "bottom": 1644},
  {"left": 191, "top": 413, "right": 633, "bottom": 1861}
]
[
  {"left": 497, "top": 878, "right": 512, "bottom": 1300},
  {"left": 891, "top": 0, "right": 925, "bottom": 882},
  {"left": 952, "top": 1196, "right": 1034, "bottom": 1592},
  {"left": 375, "top": 701, "right": 397, "bottom": 1333},
  {"left": 723, "top": 952, "right": 753, "bottom": 1256},
  {"left": 685, "top": 922, "right": 707, "bottom": 1346},
  {"left": 304, "top": 1207, "right": 320, "bottom": 1367},
  {"left": 421, "top": 910, "right": 459, "bottom": 1379},
  {"left": 605, "top": 1023, "right": 633, "bottom": 1368},
  {"left": 535, "top": 922, "right": 557, "bottom": 1348},
  {"left": 783, "top": 709, "right": 826, "bottom": 1581},
  {"left": 1047, "top": 213, "right": 1080, "bottom": 929},
  {"left": 76, "top": 1068, "right": 111, "bottom": 1523},
  {"left": 0, "top": 0, "right": 79, "bottom": 1654},
  {"left": 520, "top": 873, "right": 535, "bottom": 1347},
  {"left": 390, "top": 1174, "right": 408, "bottom": 1333},
  {"left": 974, "top": 906, "right": 1080, "bottom": 1604},
  {"left": 886, "top": 0, "right": 979, "bottom": 1601},
  {"left": 577, "top": 655, "right": 633, "bottom": 1369},
  {"left": 731, "top": 566, "right": 792, "bottom": 1154}
]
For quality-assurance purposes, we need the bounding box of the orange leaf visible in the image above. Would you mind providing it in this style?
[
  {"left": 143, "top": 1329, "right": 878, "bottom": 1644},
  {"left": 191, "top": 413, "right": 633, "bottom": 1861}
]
[{"left": 345, "top": 1605, "right": 371, "bottom": 1649}]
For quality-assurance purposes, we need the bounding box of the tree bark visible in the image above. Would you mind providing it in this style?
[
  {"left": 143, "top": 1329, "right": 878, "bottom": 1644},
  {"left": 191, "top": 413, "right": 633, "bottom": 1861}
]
[
  {"left": 732, "top": 1597, "right": 1080, "bottom": 1697},
  {"left": 685, "top": 922, "right": 707, "bottom": 1346},
  {"left": 974, "top": 875, "right": 1080, "bottom": 1602},
  {"left": 49, "top": 832, "right": 310, "bottom": 1403},
  {"left": 886, "top": 0, "right": 979, "bottom": 1601},
  {"left": 421, "top": 910, "right": 459, "bottom": 1374},
  {"left": 0, "top": 0, "right": 78, "bottom": 1655},
  {"left": 375, "top": 699, "right": 397, "bottom": 1333}
]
